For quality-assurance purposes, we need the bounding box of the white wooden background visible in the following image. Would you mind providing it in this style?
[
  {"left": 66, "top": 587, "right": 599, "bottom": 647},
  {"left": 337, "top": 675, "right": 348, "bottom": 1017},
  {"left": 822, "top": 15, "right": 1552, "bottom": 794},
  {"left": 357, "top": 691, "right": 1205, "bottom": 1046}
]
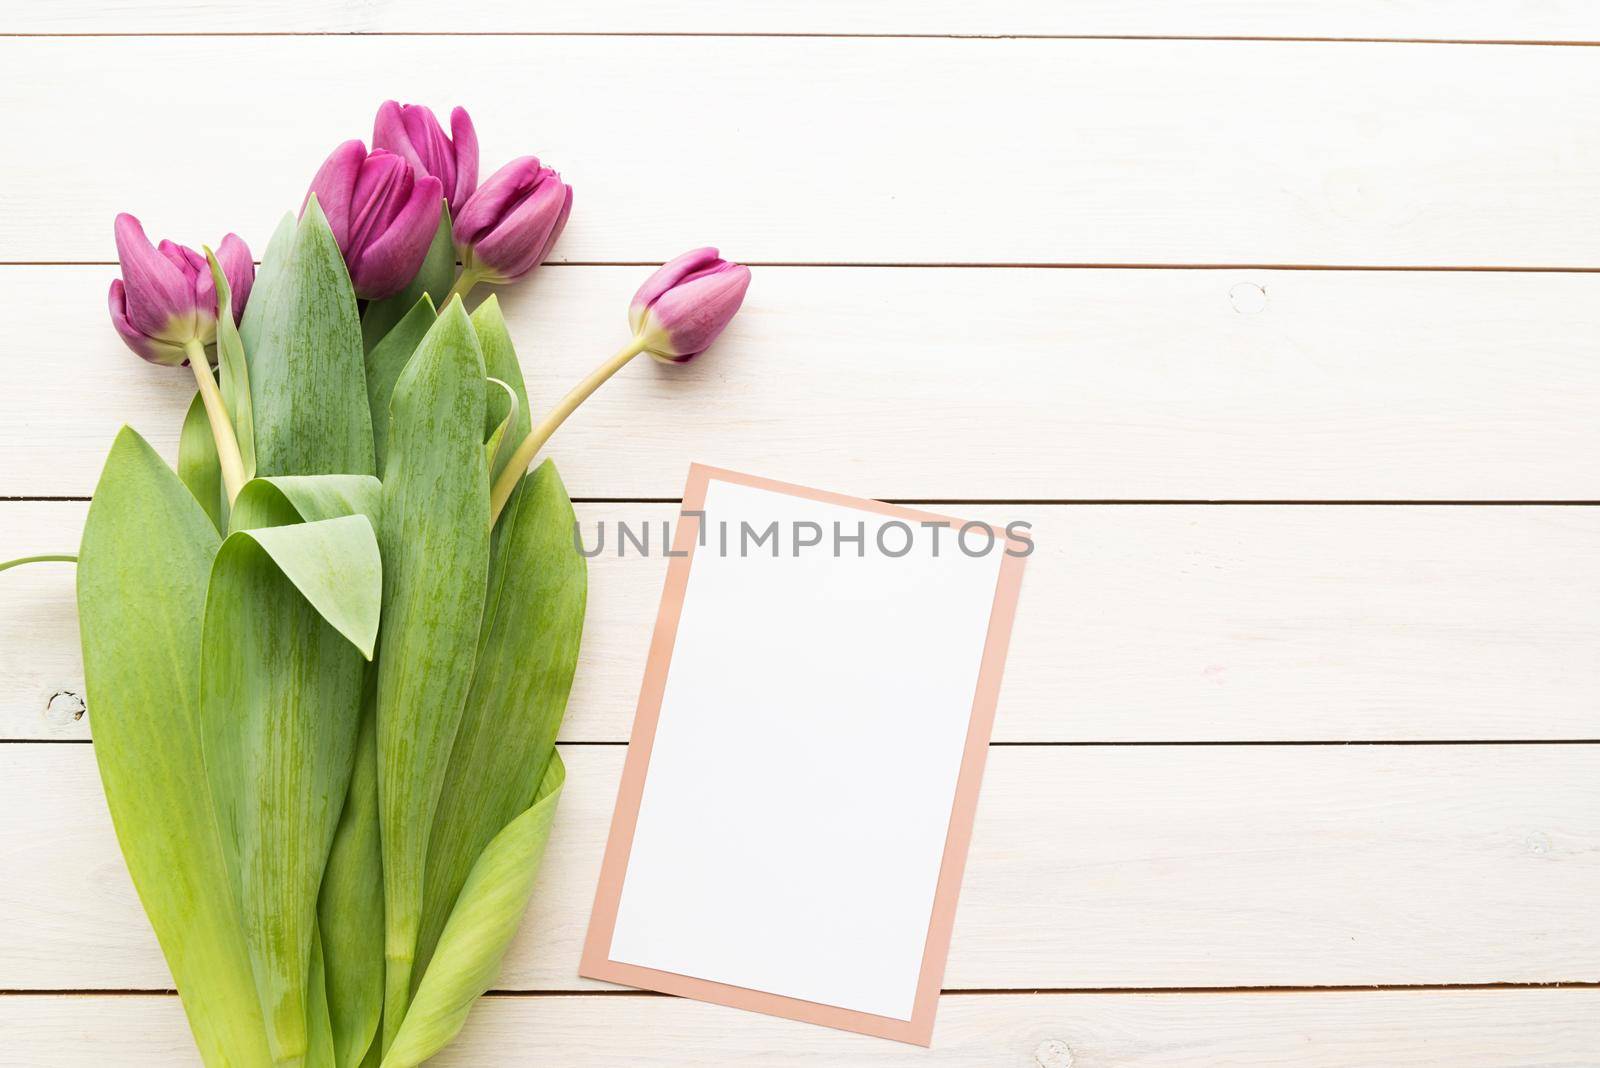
[{"left": 3, "top": 4, "right": 1600, "bottom": 1065}]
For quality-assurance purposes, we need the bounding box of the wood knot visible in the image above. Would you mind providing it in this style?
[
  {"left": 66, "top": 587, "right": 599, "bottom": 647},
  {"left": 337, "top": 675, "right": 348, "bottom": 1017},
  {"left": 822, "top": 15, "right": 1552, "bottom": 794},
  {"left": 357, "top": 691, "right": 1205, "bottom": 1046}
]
[
  {"left": 44, "top": 690, "right": 86, "bottom": 725},
  {"left": 1228, "top": 282, "right": 1268, "bottom": 314},
  {"left": 1034, "top": 1038, "right": 1074, "bottom": 1068}
]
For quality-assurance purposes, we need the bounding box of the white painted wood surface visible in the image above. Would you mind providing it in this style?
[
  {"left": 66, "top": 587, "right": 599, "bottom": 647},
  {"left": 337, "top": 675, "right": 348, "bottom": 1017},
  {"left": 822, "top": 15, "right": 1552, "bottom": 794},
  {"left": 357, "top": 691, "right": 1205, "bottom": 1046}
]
[
  {"left": 12, "top": 2, "right": 1600, "bottom": 39},
  {"left": 9, "top": 267, "right": 1600, "bottom": 500},
  {"left": 4, "top": 745, "right": 1597, "bottom": 991},
  {"left": 7, "top": 39, "right": 1600, "bottom": 267},
  {"left": 3, "top": 14, "right": 1598, "bottom": 1066},
  {"left": 4, "top": 989, "right": 1598, "bottom": 1067},
  {"left": 8, "top": 501, "right": 1600, "bottom": 743}
]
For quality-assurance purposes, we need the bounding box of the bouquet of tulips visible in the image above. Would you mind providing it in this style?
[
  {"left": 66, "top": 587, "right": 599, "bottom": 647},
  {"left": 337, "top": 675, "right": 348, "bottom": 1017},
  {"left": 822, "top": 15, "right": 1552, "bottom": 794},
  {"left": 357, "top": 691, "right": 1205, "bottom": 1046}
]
[{"left": 26, "top": 101, "right": 749, "bottom": 1066}]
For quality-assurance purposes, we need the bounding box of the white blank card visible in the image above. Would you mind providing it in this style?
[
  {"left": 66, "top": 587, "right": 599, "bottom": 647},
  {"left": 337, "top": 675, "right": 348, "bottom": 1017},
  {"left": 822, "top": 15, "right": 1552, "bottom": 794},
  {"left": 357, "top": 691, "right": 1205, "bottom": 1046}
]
[{"left": 581, "top": 464, "right": 1027, "bottom": 1045}]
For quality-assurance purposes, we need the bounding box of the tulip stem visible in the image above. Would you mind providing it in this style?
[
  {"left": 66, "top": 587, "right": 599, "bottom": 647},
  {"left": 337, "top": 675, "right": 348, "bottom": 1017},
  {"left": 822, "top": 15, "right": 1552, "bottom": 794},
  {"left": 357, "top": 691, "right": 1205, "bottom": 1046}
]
[
  {"left": 445, "top": 267, "right": 483, "bottom": 306},
  {"left": 0, "top": 554, "right": 77, "bottom": 573},
  {"left": 185, "top": 340, "right": 248, "bottom": 506},
  {"left": 488, "top": 336, "right": 649, "bottom": 525}
]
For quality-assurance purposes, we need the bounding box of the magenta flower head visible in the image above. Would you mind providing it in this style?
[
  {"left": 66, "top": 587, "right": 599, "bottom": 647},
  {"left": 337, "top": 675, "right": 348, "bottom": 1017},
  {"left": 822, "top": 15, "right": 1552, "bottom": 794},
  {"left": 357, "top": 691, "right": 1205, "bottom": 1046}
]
[
  {"left": 628, "top": 248, "right": 752, "bottom": 363},
  {"left": 452, "top": 157, "right": 572, "bottom": 286},
  {"left": 303, "top": 140, "right": 443, "bottom": 300},
  {"left": 107, "top": 213, "right": 253, "bottom": 366},
  {"left": 372, "top": 100, "right": 478, "bottom": 215}
]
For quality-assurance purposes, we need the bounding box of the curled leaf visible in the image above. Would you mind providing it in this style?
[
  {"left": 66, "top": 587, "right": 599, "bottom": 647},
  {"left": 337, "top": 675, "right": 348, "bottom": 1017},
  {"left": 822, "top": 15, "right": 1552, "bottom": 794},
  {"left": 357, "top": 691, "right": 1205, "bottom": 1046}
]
[
  {"left": 470, "top": 295, "right": 531, "bottom": 445},
  {"left": 482, "top": 376, "right": 520, "bottom": 482},
  {"left": 232, "top": 474, "right": 383, "bottom": 532}
]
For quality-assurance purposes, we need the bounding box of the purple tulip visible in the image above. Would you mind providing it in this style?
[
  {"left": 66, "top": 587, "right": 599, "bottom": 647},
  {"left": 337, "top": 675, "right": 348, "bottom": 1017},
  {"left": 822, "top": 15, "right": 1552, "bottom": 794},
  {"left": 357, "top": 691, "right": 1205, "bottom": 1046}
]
[
  {"left": 452, "top": 157, "right": 572, "bottom": 286},
  {"left": 107, "top": 213, "right": 254, "bottom": 366},
  {"left": 628, "top": 248, "right": 752, "bottom": 363},
  {"left": 372, "top": 100, "right": 478, "bottom": 215},
  {"left": 304, "top": 140, "right": 443, "bottom": 300}
]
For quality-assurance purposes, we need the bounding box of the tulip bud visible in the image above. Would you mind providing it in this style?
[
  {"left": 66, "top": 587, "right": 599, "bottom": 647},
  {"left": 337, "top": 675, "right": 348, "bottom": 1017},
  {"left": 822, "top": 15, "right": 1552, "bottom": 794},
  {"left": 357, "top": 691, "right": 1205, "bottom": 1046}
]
[
  {"left": 107, "top": 213, "right": 254, "bottom": 366},
  {"left": 372, "top": 100, "right": 479, "bottom": 215},
  {"left": 628, "top": 247, "right": 751, "bottom": 362},
  {"left": 304, "top": 140, "right": 444, "bottom": 300},
  {"left": 452, "top": 157, "right": 572, "bottom": 287}
]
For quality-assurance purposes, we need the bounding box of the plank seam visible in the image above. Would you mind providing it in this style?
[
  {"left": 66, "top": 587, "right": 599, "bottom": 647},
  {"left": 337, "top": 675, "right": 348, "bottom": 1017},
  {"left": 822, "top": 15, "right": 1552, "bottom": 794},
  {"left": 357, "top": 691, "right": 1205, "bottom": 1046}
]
[
  {"left": 4, "top": 33, "right": 1600, "bottom": 47},
  {"left": 10, "top": 261, "right": 1600, "bottom": 272},
  {"left": 3, "top": 981, "right": 1595, "bottom": 998},
  {"left": 11, "top": 497, "right": 1600, "bottom": 506},
  {"left": 7, "top": 739, "right": 1598, "bottom": 747}
]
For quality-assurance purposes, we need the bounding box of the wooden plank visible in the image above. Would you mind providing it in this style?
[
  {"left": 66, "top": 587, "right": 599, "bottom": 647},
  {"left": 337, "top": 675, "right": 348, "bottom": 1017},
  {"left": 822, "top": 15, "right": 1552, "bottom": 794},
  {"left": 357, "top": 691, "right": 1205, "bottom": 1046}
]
[
  {"left": 12, "top": 2, "right": 1600, "bottom": 39},
  {"left": 9, "top": 267, "right": 1600, "bottom": 501},
  {"left": 9, "top": 501, "right": 1600, "bottom": 744},
  {"left": 6, "top": 39, "right": 1600, "bottom": 267},
  {"left": 3, "top": 988, "right": 1598, "bottom": 1065},
  {"left": 3, "top": 744, "right": 1594, "bottom": 990}
]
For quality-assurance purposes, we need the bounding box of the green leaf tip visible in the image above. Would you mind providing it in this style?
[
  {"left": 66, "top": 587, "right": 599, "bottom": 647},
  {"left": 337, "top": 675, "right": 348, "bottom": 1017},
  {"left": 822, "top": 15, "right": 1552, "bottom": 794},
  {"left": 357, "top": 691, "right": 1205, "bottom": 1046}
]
[
  {"left": 383, "top": 754, "right": 566, "bottom": 1068},
  {"left": 247, "top": 195, "right": 374, "bottom": 480}
]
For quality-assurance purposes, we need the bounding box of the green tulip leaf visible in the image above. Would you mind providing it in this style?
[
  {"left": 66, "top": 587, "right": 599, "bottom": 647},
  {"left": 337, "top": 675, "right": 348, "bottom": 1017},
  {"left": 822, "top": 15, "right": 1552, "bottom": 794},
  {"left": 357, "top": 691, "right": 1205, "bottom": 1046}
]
[
  {"left": 307, "top": 926, "right": 337, "bottom": 1068},
  {"left": 224, "top": 514, "right": 382, "bottom": 658},
  {"left": 362, "top": 205, "right": 455, "bottom": 353},
  {"left": 240, "top": 213, "right": 296, "bottom": 356},
  {"left": 482, "top": 377, "right": 520, "bottom": 482},
  {"left": 227, "top": 472, "right": 385, "bottom": 1067},
  {"left": 417, "top": 462, "right": 585, "bottom": 977},
  {"left": 471, "top": 295, "right": 532, "bottom": 446},
  {"left": 247, "top": 197, "right": 375, "bottom": 478},
  {"left": 232, "top": 474, "right": 384, "bottom": 532},
  {"left": 383, "top": 754, "right": 566, "bottom": 1068},
  {"left": 365, "top": 295, "right": 438, "bottom": 475},
  {"left": 200, "top": 509, "right": 381, "bottom": 1061},
  {"left": 373, "top": 300, "right": 491, "bottom": 1047},
  {"left": 77, "top": 427, "right": 270, "bottom": 1066},
  {"left": 178, "top": 389, "right": 224, "bottom": 532},
  {"left": 318, "top": 682, "right": 385, "bottom": 1068}
]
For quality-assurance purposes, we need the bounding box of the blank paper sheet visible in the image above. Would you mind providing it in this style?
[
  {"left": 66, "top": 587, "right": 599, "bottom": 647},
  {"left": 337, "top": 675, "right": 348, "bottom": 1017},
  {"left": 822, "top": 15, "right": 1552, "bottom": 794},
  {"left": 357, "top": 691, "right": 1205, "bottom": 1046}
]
[{"left": 582, "top": 465, "right": 1025, "bottom": 1044}]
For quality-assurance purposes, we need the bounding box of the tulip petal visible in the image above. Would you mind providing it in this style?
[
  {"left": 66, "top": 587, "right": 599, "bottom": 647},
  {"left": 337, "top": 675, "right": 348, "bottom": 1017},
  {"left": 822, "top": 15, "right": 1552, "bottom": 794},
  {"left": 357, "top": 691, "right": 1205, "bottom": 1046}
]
[
  {"left": 114, "top": 213, "right": 196, "bottom": 340},
  {"left": 449, "top": 107, "right": 479, "bottom": 211},
  {"left": 161, "top": 239, "right": 217, "bottom": 342},
  {"left": 470, "top": 172, "right": 567, "bottom": 282},
  {"left": 535, "top": 184, "right": 573, "bottom": 266},
  {"left": 452, "top": 156, "right": 542, "bottom": 247},
  {"left": 627, "top": 247, "right": 722, "bottom": 335},
  {"left": 304, "top": 140, "right": 367, "bottom": 252},
  {"left": 401, "top": 105, "right": 455, "bottom": 200},
  {"left": 372, "top": 101, "right": 410, "bottom": 161},
  {"left": 108, "top": 278, "right": 184, "bottom": 365},
  {"left": 375, "top": 101, "right": 479, "bottom": 216},
  {"left": 346, "top": 152, "right": 415, "bottom": 268},
  {"left": 351, "top": 174, "right": 443, "bottom": 300},
  {"left": 216, "top": 234, "right": 255, "bottom": 323},
  {"left": 644, "top": 263, "right": 751, "bottom": 357}
]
